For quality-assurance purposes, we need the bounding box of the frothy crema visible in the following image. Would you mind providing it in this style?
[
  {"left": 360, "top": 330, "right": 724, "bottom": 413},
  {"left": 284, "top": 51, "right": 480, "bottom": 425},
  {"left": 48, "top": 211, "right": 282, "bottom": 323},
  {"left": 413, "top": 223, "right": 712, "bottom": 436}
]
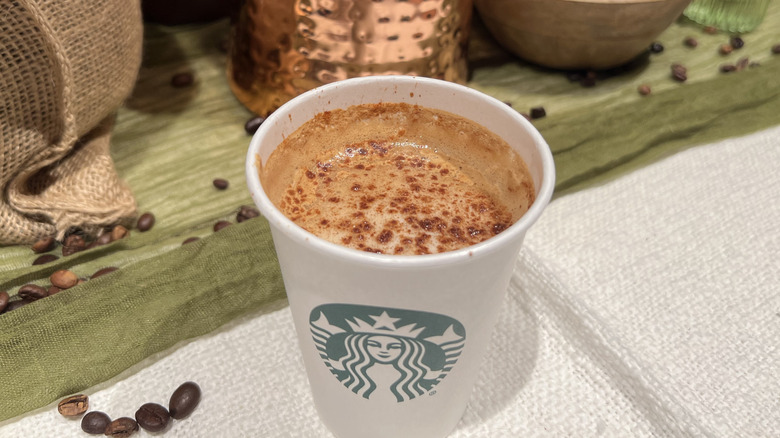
[{"left": 260, "top": 103, "right": 535, "bottom": 255}]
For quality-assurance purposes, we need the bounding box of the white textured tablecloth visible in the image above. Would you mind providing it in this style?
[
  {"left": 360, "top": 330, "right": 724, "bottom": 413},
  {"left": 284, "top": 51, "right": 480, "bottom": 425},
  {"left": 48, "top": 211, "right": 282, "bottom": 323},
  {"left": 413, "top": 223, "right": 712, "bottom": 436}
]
[{"left": 2, "top": 126, "right": 778, "bottom": 437}]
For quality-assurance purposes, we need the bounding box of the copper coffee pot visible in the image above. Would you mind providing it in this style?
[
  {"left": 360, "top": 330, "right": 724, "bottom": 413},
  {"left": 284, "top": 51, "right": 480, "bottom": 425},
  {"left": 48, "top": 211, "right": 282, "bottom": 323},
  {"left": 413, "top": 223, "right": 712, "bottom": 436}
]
[{"left": 228, "top": 0, "right": 473, "bottom": 117}]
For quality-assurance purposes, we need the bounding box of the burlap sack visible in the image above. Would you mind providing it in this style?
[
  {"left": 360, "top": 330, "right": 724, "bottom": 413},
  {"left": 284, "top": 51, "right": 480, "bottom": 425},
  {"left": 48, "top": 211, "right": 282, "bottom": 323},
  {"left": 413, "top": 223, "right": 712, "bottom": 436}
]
[{"left": 0, "top": 0, "right": 142, "bottom": 245}]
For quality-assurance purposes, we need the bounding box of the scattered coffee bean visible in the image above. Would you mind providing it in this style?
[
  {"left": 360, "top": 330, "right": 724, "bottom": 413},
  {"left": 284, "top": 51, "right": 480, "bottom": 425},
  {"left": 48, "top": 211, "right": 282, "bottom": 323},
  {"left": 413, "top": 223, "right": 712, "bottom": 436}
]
[
  {"left": 637, "top": 84, "right": 652, "bottom": 96},
  {"left": 736, "top": 57, "right": 749, "bottom": 71},
  {"left": 48, "top": 285, "right": 63, "bottom": 295},
  {"left": 773, "top": 44, "right": 780, "bottom": 54},
  {"left": 170, "top": 72, "right": 194, "bottom": 88},
  {"left": 244, "top": 116, "right": 265, "bottom": 135},
  {"left": 213, "top": 178, "right": 229, "bottom": 190},
  {"left": 704, "top": 25, "right": 718, "bottom": 34},
  {"left": 720, "top": 64, "right": 737, "bottom": 73},
  {"left": 649, "top": 42, "right": 664, "bottom": 53},
  {"left": 169, "top": 381, "right": 201, "bottom": 419},
  {"left": 111, "top": 225, "right": 129, "bottom": 241},
  {"left": 136, "top": 212, "right": 155, "bottom": 232},
  {"left": 683, "top": 36, "right": 698, "bottom": 48},
  {"left": 213, "top": 220, "right": 231, "bottom": 232},
  {"left": 62, "top": 234, "right": 87, "bottom": 256},
  {"left": 96, "top": 232, "right": 114, "bottom": 246},
  {"left": 105, "top": 417, "right": 138, "bottom": 438},
  {"left": 32, "top": 253, "right": 59, "bottom": 265},
  {"left": 135, "top": 402, "right": 170, "bottom": 432},
  {"left": 182, "top": 237, "right": 200, "bottom": 245},
  {"left": 64, "top": 234, "right": 86, "bottom": 249},
  {"left": 730, "top": 36, "right": 744, "bottom": 49},
  {"left": 58, "top": 394, "right": 89, "bottom": 417},
  {"left": 92, "top": 267, "right": 119, "bottom": 279},
  {"left": 32, "top": 236, "right": 56, "bottom": 253},
  {"left": 51, "top": 269, "right": 79, "bottom": 289},
  {"left": 502, "top": 101, "right": 513, "bottom": 107},
  {"left": 719, "top": 44, "right": 733, "bottom": 55},
  {"left": 529, "top": 106, "right": 546, "bottom": 119},
  {"left": 18, "top": 284, "right": 48, "bottom": 301},
  {"left": 4, "top": 298, "right": 32, "bottom": 312},
  {"left": 671, "top": 63, "right": 687, "bottom": 82},
  {"left": 236, "top": 205, "right": 260, "bottom": 223},
  {"left": 0, "top": 291, "right": 9, "bottom": 313},
  {"left": 82, "top": 411, "right": 112, "bottom": 435},
  {"left": 520, "top": 112, "right": 531, "bottom": 121}
]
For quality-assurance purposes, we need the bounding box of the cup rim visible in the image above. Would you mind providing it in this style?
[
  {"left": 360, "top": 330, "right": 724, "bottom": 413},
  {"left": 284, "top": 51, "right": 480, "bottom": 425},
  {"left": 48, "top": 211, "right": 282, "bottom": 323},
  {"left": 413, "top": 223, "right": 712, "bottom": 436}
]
[{"left": 245, "top": 75, "right": 555, "bottom": 267}]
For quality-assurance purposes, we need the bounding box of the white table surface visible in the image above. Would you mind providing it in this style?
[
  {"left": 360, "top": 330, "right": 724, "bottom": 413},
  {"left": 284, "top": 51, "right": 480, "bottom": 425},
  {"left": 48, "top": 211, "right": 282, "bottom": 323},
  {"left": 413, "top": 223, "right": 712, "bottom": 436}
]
[{"left": 2, "top": 126, "right": 778, "bottom": 437}]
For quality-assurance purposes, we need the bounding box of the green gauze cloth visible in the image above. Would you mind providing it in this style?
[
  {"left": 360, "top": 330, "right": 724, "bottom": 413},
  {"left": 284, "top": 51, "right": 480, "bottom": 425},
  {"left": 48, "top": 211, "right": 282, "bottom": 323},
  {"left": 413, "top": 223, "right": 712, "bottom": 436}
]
[{"left": 0, "top": 218, "right": 285, "bottom": 421}]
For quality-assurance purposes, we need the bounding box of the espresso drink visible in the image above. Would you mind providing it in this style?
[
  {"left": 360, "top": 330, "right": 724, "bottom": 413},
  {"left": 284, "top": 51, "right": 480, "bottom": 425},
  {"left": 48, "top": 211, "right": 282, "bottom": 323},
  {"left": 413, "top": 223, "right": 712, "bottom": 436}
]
[{"left": 261, "top": 103, "right": 535, "bottom": 255}]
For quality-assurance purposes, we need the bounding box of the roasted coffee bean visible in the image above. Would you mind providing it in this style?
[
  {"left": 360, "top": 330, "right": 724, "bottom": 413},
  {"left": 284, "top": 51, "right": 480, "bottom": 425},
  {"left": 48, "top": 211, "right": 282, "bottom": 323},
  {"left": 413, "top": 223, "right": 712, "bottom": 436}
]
[
  {"left": 92, "top": 267, "right": 119, "bottom": 279},
  {"left": 137, "top": 212, "right": 155, "bottom": 232},
  {"left": 32, "top": 236, "right": 56, "bottom": 253},
  {"left": 637, "top": 84, "right": 652, "bottom": 96},
  {"left": 502, "top": 101, "right": 513, "bottom": 107},
  {"left": 719, "top": 44, "right": 733, "bottom": 55},
  {"left": 4, "top": 299, "right": 32, "bottom": 312},
  {"left": 213, "top": 178, "right": 229, "bottom": 190},
  {"left": 82, "top": 411, "right": 112, "bottom": 435},
  {"left": 32, "top": 253, "right": 59, "bottom": 265},
  {"left": 730, "top": 36, "right": 744, "bottom": 49},
  {"left": 529, "top": 106, "right": 546, "bottom": 119},
  {"left": 58, "top": 394, "right": 89, "bottom": 417},
  {"left": 64, "top": 234, "right": 86, "bottom": 249},
  {"left": 671, "top": 63, "right": 687, "bottom": 82},
  {"left": 96, "top": 232, "right": 114, "bottom": 246},
  {"left": 48, "top": 285, "right": 63, "bottom": 295},
  {"left": 244, "top": 116, "right": 265, "bottom": 135},
  {"left": 649, "top": 42, "right": 664, "bottom": 53},
  {"left": 213, "top": 220, "right": 232, "bottom": 232},
  {"left": 169, "top": 381, "right": 201, "bottom": 419},
  {"left": 171, "top": 72, "right": 194, "bottom": 88},
  {"left": 105, "top": 417, "right": 138, "bottom": 437},
  {"left": 720, "top": 64, "right": 737, "bottom": 73},
  {"left": 182, "top": 236, "right": 200, "bottom": 245},
  {"left": 62, "top": 234, "right": 87, "bottom": 256},
  {"left": 236, "top": 205, "right": 260, "bottom": 223},
  {"left": 135, "top": 402, "right": 170, "bottom": 432},
  {"left": 18, "top": 284, "right": 48, "bottom": 301},
  {"left": 683, "top": 36, "right": 698, "bottom": 48},
  {"left": 704, "top": 25, "right": 718, "bottom": 34},
  {"left": 0, "top": 291, "right": 9, "bottom": 313},
  {"left": 51, "top": 269, "right": 79, "bottom": 289},
  {"left": 111, "top": 225, "right": 129, "bottom": 241},
  {"left": 736, "top": 57, "right": 749, "bottom": 71},
  {"left": 773, "top": 44, "right": 780, "bottom": 54}
]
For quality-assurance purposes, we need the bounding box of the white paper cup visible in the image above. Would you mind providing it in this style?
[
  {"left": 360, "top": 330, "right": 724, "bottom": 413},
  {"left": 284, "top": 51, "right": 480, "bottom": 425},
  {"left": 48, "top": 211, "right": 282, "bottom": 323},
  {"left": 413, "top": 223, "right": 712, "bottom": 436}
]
[{"left": 246, "top": 76, "right": 554, "bottom": 438}]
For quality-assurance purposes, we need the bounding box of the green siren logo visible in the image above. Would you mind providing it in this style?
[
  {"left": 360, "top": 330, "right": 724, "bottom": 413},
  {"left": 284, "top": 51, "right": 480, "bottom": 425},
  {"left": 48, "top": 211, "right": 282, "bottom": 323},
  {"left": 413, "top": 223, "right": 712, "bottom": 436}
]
[{"left": 310, "top": 303, "right": 466, "bottom": 402}]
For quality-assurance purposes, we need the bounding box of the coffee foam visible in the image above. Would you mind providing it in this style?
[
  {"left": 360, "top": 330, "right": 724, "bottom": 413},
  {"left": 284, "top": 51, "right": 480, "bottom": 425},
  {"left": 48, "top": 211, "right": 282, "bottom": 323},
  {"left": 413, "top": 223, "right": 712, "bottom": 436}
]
[{"left": 260, "top": 103, "right": 535, "bottom": 254}]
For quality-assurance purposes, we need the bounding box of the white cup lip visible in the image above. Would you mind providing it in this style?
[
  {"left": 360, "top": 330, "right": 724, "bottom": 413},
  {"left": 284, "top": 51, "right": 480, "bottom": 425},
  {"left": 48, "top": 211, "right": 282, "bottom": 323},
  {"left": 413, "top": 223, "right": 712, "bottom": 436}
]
[{"left": 245, "top": 75, "right": 555, "bottom": 267}]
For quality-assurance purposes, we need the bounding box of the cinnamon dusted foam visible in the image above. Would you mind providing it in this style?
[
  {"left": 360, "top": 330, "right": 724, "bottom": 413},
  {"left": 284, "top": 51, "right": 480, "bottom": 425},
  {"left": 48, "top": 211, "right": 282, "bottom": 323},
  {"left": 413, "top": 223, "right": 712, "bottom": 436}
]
[{"left": 260, "top": 103, "right": 535, "bottom": 255}]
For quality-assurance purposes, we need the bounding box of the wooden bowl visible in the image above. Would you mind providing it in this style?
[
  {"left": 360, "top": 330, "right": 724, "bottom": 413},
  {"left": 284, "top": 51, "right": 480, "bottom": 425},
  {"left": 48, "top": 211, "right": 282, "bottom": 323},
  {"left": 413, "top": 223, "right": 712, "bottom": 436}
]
[{"left": 474, "top": 0, "right": 692, "bottom": 70}]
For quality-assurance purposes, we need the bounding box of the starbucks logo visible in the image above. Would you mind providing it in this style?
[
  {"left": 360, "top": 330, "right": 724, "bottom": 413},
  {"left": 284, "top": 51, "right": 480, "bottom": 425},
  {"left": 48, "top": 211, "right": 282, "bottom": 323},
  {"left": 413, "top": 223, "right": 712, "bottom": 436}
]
[{"left": 309, "top": 303, "right": 466, "bottom": 402}]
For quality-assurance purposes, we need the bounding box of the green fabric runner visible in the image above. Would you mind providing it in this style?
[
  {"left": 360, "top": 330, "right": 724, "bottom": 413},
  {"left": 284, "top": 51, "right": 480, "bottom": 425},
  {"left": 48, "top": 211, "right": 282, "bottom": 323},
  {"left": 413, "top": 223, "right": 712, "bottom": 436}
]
[{"left": 1, "top": 5, "right": 779, "bottom": 422}]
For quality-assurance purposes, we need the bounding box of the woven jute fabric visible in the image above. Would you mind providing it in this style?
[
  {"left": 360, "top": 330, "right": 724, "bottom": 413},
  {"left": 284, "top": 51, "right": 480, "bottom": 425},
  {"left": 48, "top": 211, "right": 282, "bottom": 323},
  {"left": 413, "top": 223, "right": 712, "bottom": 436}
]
[{"left": 0, "top": 0, "right": 142, "bottom": 245}]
